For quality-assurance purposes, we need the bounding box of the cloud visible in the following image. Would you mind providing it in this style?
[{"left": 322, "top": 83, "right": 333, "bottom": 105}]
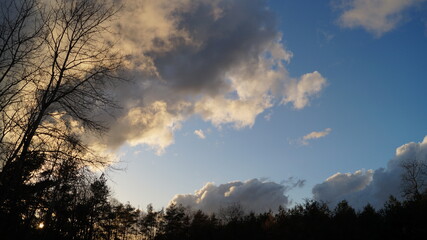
[
  {"left": 312, "top": 170, "right": 374, "bottom": 206},
  {"left": 90, "top": 0, "right": 327, "bottom": 154},
  {"left": 194, "top": 129, "right": 206, "bottom": 139},
  {"left": 302, "top": 128, "right": 332, "bottom": 144},
  {"left": 105, "top": 101, "right": 185, "bottom": 155},
  {"left": 294, "top": 128, "right": 332, "bottom": 145},
  {"left": 312, "top": 135, "right": 427, "bottom": 209},
  {"left": 282, "top": 71, "right": 327, "bottom": 109},
  {"left": 264, "top": 110, "right": 273, "bottom": 121},
  {"left": 170, "top": 178, "right": 302, "bottom": 214},
  {"left": 336, "top": 0, "right": 426, "bottom": 37},
  {"left": 317, "top": 29, "right": 335, "bottom": 45},
  {"left": 281, "top": 176, "right": 306, "bottom": 188}
]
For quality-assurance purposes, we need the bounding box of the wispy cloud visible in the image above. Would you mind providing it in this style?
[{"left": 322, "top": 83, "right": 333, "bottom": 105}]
[
  {"left": 300, "top": 128, "right": 332, "bottom": 145},
  {"left": 194, "top": 129, "right": 206, "bottom": 139},
  {"left": 264, "top": 110, "right": 273, "bottom": 121},
  {"left": 335, "top": 0, "right": 426, "bottom": 37},
  {"left": 317, "top": 29, "right": 335, "bottom": 46}
]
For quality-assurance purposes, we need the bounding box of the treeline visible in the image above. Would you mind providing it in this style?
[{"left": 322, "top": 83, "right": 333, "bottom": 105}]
[
  {"left": 2, "top": 172, "right": 427, "bottom": 240},
  {"left": 137, "top": 195, "right": 427, "bottom": 240}
]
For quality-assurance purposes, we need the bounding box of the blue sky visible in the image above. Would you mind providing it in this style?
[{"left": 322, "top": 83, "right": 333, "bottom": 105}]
[{"left": 106, "top": 0, "right": 427, "bottom": 211}]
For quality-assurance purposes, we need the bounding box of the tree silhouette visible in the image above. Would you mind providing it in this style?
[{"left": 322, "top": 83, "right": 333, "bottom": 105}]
[
  {"left": 157, "top": 204, "right": 190, "bottom": 240},
  {"left": 333, "top": 200, "right": 357, "bottom": 239},
  {"left": 358, "top": 203, "right": 383, "bottom": 240},
  {"left": 188, "top": 210, "right": 218, "bottom": 240},
  {"left": 401, "top": 158, "right": 427, "bottom": 200},
  {"left": 218, "top": 202, "right": 245, "bottom": 224},
  {"left": 140, "top": 204, "right": 161, "bottom": 240},
  {"left": 0, "top": 0, "right": 121, "bottom": 238}
]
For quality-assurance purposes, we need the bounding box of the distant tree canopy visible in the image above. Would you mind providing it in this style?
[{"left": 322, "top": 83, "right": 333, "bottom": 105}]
[{"left": 40, "top": 194, "right": 427, "bottom": 240}]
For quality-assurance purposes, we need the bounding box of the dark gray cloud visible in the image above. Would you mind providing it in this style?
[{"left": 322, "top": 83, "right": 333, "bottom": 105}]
[
  {"left": 150, "top": 0, "right": 279, "bottom": 94},
  {"left": 88, "top": 0, "right": 327, "bottom": 154}
]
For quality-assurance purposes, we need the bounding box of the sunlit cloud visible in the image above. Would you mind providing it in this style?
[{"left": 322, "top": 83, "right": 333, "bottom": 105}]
[
  {"left": 282, "top": 71, "right": 327, "bottom": 109},
  {"left": 335, "top": 0, "right": 426, "bottom": 37},
  {"left": 298, "top": 128, "right": 332, "bottom": 145},
  {"left": 194, "top": 129, "right": 206, "bottom": 139},
  {"left": 303, "top": 128, "right": 332, "bottom": 140},
  {"left": 89, "top": 0, "right": 328, "bottom": 154},
  {"left": 106, "top": 101, "right": 185, "bottom": 155}
]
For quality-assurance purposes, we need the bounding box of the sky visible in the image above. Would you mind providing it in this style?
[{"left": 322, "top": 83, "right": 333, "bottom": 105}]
[{"left": 101, "top": 0, "right": 427, "bottom": 212}]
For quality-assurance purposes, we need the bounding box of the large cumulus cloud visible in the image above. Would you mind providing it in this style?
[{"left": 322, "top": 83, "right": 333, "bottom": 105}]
[
  {"left": 91, "top": 0, "right": 327, "bottom": 154},
  {"left": 170, "top": 178, "right": 302, "bottom": 214},
  {"left": 313, "top": 136, "right": 427, "bottom": 209}
]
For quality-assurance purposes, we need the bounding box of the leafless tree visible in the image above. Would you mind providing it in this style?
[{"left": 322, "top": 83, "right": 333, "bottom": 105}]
[
  {"left": 400, "top": 158, "right": 427, "bottom": 199},
  {"left": 0, "top": 0, "right": 44, "bottom": 157},
  {"left": 1, "top": 0, "right": 121, "bottom": 170},
  {"left": 218, "top": 202, "right": 245, "bottom": 223},
  {"left": 0, "top": 0, "right": 122, "bottom": 219}
]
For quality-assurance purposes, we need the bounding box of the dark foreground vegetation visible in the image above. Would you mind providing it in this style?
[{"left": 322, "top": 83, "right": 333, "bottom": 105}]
[
  {"left": 0, "top": 0, "right": 426, "bottom": 239},
  {"left": 1, "top": 173, "right": 427, "bottom": 240}
]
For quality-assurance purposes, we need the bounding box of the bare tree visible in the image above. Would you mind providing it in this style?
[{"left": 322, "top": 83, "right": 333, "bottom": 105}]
[
  {"left": 218, "top": 202, "right": 245, "bottom": 223},
  {"left": 400, "top": 158, "right": 427, "bottom": 199},
  {"left": 0, "top": 0, "right": 121, "bottom": 176},
  {"left": 0, "top": 0, "right": 122, "bottom": 235},
  {"left": 0, "top": 0, "right": 44, "bottom": 159}
]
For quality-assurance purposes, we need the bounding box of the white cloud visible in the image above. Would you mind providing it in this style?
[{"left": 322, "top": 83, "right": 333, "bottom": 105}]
[
  {"left": 194, "top": 129, "right": 206, "bottom": 139},
  {"left": 295, "top": 128, "right": 332, "bottom": 145},
  {"left": 282, "top": 71, "right": 327, "bottom": 109},
  {"left": 91, "top": 0, "right": 327, "bottom": 154},
  {"left": 106, "top": 101, "right": 185, "bottom": 155},
  {"left": 303, "top": 128, "right": 332, "bottom": 144},
  {"left": 170, "top": 178, "right": 301, "bottom": 214},
  {"left": 336, "top": 0, "right": 426, "bottom": 37},
  {"left": 312, "top": 135, "right": 427, "bottom": 209}
]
